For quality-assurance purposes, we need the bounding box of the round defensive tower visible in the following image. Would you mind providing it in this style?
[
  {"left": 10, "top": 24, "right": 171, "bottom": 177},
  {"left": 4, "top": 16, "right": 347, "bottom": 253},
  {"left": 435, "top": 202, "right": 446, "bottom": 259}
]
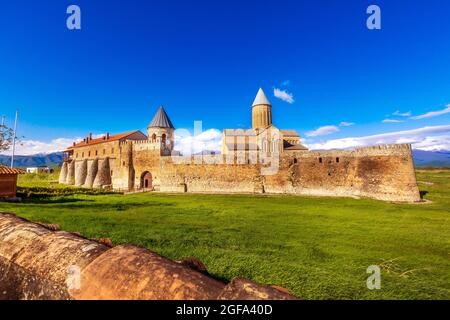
[
  {"left": 252, "top": 88, "right": 272, "bottom": 130},
  {"left": 75, "top": 159, "right": 88, "bottom": 187},
  {"left": 59, "top": 162, "right": 68, "bottom": 184},
  {"left": 84, "top": 159, "right": 98, "bottom": 188},
  {"left": 93, "top": 157, "right": 112, "bottom": 188},
  {"left": 66, "top": 161, "right": 75, "bottom": 185}
]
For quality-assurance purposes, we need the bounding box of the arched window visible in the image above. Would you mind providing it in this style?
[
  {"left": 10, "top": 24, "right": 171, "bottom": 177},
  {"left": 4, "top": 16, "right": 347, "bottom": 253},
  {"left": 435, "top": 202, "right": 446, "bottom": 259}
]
[
  {"left": 162, "top": 134, "right": 167, "bottom": 144},
  {"left": 152, "top": 133, "right": 156, "bottom": 141},
  {"left": 319, "top": 157, "right": 323, "bottom": 163},
  {"left": 294, "top": 158, "right": 298, "bottom": 164}
]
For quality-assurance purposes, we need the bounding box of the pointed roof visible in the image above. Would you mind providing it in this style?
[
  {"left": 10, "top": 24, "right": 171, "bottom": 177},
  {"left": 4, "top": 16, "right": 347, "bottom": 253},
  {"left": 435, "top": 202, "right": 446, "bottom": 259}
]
[
  {"left": 252, "top": 88, "right": 271, "bottom": 107},
  {"left": 148, "top": 106, "right": 175, "bottom": 129}
]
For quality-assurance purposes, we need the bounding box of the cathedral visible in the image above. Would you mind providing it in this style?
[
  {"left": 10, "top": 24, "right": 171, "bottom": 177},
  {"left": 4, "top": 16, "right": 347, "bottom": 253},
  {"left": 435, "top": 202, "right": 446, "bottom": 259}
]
[
  {"left": 59, "top": 88, "right": 421, "bottom": 203},
  {"left": 222, "top": 88, "right": 308, "bottom": 156}
]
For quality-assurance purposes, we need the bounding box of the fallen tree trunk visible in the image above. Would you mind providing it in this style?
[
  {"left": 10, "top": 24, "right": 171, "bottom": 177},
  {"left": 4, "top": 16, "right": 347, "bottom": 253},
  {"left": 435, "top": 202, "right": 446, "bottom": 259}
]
[{"left": 0, "top": 212, "right": 296, "bottom": 300}]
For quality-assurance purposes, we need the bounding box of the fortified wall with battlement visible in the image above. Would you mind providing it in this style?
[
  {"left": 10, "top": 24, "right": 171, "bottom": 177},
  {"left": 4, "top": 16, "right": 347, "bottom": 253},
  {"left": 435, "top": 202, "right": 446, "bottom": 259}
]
[
  {"left": 59, "top": 89, "right": 421, "bottom": 203},
  {"left": 60, "top": 141, "right": 420, "bottom": 202}
]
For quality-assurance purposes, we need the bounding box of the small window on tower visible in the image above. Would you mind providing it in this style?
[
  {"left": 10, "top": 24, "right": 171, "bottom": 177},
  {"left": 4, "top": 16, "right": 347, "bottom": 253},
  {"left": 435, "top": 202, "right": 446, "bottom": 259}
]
[
  {"left": 336, "top": 157, "right": 340, "bottom": 163},
  {"left": 319, "top": 157, "right": 323, "bottom": 163},
  {"left": 294, "top": 158, "right": 298, "bottom": 164}
]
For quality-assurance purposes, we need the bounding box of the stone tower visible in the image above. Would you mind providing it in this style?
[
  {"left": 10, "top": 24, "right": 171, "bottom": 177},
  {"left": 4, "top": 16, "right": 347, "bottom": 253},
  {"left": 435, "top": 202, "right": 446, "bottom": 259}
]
[
  {"left": 147, "top": 105, "right": 175, "bottom": 152},
  {"left": 252, "top": 88, "right": 272, "bottom": 130}
]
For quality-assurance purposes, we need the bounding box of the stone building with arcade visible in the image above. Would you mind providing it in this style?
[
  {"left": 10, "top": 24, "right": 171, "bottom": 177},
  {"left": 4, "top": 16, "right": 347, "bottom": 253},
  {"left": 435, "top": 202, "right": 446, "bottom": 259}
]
[{"left": 59, "top": 88, "right": 421, "bottom": 202}]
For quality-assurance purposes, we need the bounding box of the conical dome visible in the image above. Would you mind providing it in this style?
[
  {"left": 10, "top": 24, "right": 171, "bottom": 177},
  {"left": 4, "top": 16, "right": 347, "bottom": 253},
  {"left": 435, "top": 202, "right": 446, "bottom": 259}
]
[
  {"left": 148, "top": 106, "right": 175, "bottom": 129},
  {"left": 252, "top": 88, "right": 271, "bottom": 107},
  {"left": 252, "top": 88, "right": 272, "bottom": 129}
]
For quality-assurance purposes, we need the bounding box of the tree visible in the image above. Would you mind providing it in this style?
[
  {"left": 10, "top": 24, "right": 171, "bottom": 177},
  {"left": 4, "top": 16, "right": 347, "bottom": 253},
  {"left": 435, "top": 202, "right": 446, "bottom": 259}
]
[{"left": 0, "top": 123, "right": 14, "bottom": 152}]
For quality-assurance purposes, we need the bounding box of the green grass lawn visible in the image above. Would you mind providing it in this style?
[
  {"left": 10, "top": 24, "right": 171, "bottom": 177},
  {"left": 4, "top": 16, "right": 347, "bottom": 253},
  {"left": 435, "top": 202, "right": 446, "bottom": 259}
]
[{"left": 1, "top": 170, "right": 449, "bottom": 299}]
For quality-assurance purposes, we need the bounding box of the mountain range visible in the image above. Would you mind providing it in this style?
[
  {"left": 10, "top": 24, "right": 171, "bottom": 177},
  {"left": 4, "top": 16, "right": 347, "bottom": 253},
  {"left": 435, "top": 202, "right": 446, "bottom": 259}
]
[
  {"left": 0, "top": 152, "right": 63, "bottom": 168},
  {"left": 0, "top": 150, "right": 449, "bottom": 168}
]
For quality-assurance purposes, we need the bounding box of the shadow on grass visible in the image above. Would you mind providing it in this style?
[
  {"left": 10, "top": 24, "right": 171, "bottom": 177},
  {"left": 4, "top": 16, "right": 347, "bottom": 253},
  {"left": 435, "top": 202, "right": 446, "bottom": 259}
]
[
  {"left": 420, "top": 190, "right": 429, "bottom": 199},
  {"left": 19, "top": 197, "right": 89, "bottom": 204}
]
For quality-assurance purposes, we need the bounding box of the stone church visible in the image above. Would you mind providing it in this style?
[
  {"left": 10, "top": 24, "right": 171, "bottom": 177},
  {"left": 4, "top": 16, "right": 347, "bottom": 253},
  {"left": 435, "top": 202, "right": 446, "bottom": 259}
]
[{"left": 60, "top": 88, "right": 421, "bottom": 202}]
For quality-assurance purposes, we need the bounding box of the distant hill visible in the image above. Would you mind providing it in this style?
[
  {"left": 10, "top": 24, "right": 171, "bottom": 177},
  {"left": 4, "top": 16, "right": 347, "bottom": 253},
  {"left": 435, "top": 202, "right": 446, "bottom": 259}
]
[
  {"left": 0, "top": 152, "right": 62, "bottom": 168},
  {"left": 0, "top": 149, "right": 448, "bottom": 169},
  {"left": 194, "top": 150, "right": 220, "bottom": 155},
  {"left": 413, "top": 150, "right": 450, "bottom": 167}
]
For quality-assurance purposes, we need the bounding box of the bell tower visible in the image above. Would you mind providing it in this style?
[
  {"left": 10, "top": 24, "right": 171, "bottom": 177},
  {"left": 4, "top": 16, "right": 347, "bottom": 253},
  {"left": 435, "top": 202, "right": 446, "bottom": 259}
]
[
  {"left": 252, "top": 88, "right": 272, "bottom": 130},
  {"left": 147, "top": 105, "right": 175, "bottom": 152}
]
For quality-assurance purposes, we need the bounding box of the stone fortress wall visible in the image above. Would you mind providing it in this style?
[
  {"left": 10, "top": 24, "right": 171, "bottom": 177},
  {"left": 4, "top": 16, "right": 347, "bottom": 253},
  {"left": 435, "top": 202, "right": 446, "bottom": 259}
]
[
  {"left": 153, "top": 143, "right": 419, "bottom": 202},
  {"left": 59, "top": 140, "right": 420, "bottom": 202}
]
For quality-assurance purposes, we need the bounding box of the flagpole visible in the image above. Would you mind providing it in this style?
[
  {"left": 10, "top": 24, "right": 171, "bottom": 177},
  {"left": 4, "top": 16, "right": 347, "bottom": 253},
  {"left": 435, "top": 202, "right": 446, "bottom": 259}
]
[
  {"left": 0, "top": 116, "right": 4, "bottom": 148},
  {"left": 10, "top": 111, "right": 18, "bottom": 168}
]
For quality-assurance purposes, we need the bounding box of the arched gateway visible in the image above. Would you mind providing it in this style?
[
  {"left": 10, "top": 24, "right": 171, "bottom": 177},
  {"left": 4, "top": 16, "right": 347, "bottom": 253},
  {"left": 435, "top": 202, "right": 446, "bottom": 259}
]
[{"left": 140, "top": 171, "right": 152, "bottom": 191}]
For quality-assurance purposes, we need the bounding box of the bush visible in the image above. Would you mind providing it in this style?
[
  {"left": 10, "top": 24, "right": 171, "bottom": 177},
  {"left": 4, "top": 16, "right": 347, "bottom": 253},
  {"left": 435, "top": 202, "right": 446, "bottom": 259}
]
[{"left": 17, "top": 186, "right": 118, "bottom": 199}]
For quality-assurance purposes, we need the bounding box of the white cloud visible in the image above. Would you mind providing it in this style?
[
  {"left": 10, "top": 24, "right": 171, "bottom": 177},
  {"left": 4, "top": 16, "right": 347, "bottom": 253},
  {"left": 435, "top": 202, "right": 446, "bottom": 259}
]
[
  {"left": 382, "top": 119, "right": 404, "bottom": 123},
  {"left": 393, "top": 110, "right": 412, "bottom": 117},
  {"left": 273, "top": 88, "right": 294, "bottom": 104},
  {"left": 306, "top": 125, "right": 339, "bottom": 137},
  {"left": 412, "top": 135, "right": 450, "bottom": 151},
  {"left": 339, "top": 122, "right": 355, "bottom": 127},
  {"left": 175, "top": 129, "right": 222, "bottom": 155},
  {"left": 411, "top": 104, "right": 450, "bottom": 120},
  {"left": 306, "top": 125, "right": 450, "bottom": 151},
  {"left": 1, "top": 137, "right": 82, "bottom": 156}
]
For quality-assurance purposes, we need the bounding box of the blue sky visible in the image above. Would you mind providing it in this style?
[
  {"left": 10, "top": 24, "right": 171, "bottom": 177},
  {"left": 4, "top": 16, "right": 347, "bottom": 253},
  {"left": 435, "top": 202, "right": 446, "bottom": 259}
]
[{"left": 1, "top": 0, "right": 450, "bottom": 154}]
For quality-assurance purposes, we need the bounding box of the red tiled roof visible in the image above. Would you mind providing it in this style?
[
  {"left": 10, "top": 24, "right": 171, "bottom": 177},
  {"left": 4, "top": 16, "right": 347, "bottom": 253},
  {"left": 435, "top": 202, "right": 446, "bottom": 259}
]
[
  {"left": 67, "top": 131, "right": 145, "bottom": 149},
  {"left": 284, "top": 144, "right": 309, "bottom": 151},
  {"left": 281, "top": 130, "right": 300, "bottom": 137},
  {"left": 0, "top": 166, "right": 25, "bottom": 175}
]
